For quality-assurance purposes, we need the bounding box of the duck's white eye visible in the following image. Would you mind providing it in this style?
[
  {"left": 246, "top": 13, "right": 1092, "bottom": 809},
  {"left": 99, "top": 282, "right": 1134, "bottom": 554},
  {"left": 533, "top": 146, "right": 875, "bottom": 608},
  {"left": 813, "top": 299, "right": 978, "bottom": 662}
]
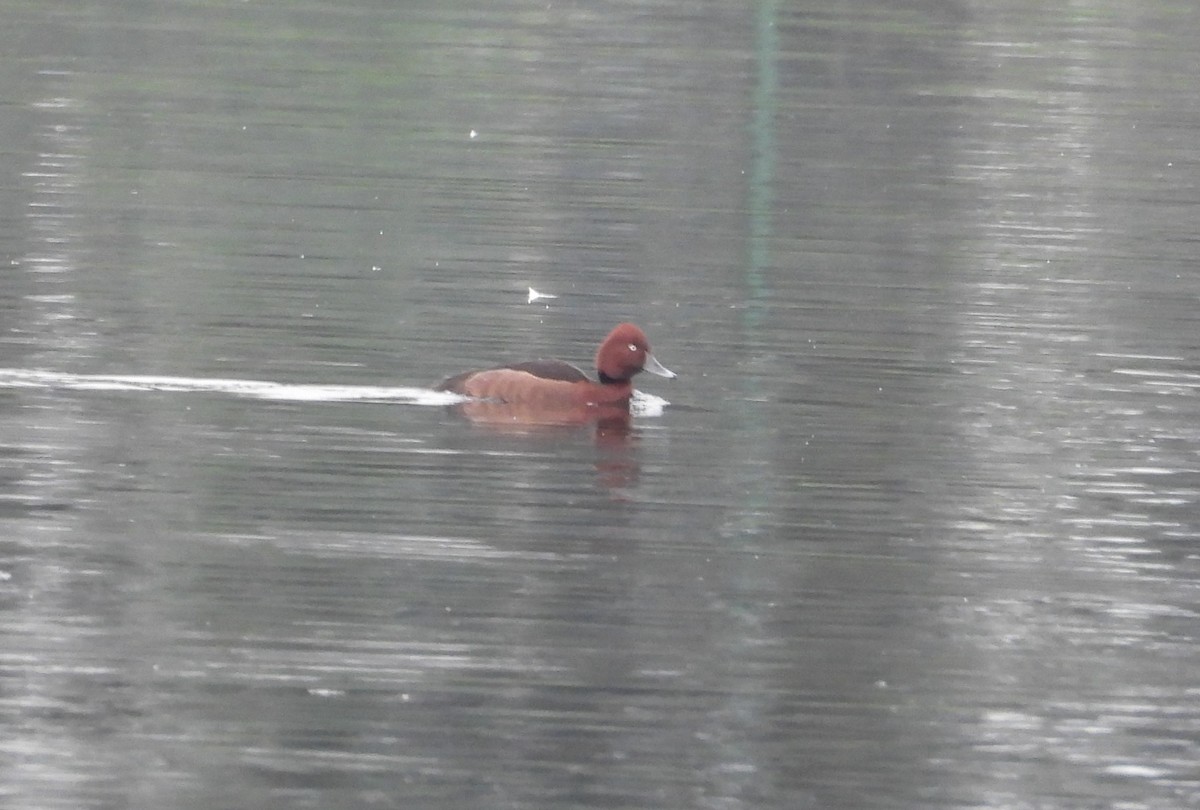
[{"left": 628, "top": 343, "right": 638, "bottom": 352}]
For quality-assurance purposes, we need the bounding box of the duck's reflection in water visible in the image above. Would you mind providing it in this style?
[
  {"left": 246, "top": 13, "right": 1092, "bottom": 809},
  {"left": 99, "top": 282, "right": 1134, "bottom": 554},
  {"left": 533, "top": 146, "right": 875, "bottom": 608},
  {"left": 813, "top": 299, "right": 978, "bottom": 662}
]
[{"left": 446, "top": 400, "right": 642, "bottom": 490}]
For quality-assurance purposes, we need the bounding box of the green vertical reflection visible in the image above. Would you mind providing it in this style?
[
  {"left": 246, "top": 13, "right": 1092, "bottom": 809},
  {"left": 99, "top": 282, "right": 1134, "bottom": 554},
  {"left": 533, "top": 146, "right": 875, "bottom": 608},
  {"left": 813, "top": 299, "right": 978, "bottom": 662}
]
[
  {"left": 721, "top": 0, "right": 780, "bottom": 543},
  {"left": 747, "top": 0, "right": 778, "bottom": 333},
  {"left": 699, "top": 4, "right": 784, "bottom": 779}
]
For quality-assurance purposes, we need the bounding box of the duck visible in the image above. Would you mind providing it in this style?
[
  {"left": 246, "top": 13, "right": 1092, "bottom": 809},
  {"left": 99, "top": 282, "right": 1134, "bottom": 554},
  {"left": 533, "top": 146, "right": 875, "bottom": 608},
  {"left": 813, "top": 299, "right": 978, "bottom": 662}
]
[{"left": 435, "top": 323, "right": 674, "bottom": 418}]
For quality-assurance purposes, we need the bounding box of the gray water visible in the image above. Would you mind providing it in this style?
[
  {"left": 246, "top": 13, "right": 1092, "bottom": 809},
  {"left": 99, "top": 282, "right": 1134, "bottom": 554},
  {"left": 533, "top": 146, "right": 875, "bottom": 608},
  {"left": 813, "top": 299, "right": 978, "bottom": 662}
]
[{"left": 3, "top": 2, "right": 1200, "bottom": 808}]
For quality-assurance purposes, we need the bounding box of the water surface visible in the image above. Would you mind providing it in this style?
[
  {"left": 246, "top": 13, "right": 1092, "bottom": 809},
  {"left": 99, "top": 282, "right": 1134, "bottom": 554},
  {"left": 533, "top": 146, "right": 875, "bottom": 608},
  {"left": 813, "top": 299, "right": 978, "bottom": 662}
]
[{"left": 3, "top": 2, "right": 1200, "bottom": 808}]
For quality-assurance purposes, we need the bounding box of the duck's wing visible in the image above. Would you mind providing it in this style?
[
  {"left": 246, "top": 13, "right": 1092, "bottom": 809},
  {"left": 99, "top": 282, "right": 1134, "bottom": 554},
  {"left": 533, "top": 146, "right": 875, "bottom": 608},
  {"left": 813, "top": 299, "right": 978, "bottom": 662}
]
[
  {"left": 507, "top": 359, "right": 590, "bottom": 383},
  {"left": 435, "top": 359, "right": 589, "bottom": 393}
]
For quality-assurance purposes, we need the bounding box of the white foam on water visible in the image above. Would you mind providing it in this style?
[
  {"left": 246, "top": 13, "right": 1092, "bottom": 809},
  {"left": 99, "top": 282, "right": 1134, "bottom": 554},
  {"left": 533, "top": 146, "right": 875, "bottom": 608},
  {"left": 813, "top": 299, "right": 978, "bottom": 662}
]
[
  {"left": 630, "top": 389, "right": 670, "bottom": 417},
  {"left": 527, "top": 286, "right": 558, "bottom": 303},
  {"left": 0, "top": 368, "right": 465, "bottom": 406},
  {"left": 0, "top": 369, "right": 669, "bottom": 416}
]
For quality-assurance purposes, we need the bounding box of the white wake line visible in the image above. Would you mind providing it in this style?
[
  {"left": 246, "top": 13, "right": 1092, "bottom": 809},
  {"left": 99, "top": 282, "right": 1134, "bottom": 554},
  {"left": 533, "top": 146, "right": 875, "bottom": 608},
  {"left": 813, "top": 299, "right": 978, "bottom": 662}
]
[
  {"left": 0, "top": 368, "right": 463, "bottom": 405},
  {"left": 0, "top": 368, "right": 670, "bottom": 414}
]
